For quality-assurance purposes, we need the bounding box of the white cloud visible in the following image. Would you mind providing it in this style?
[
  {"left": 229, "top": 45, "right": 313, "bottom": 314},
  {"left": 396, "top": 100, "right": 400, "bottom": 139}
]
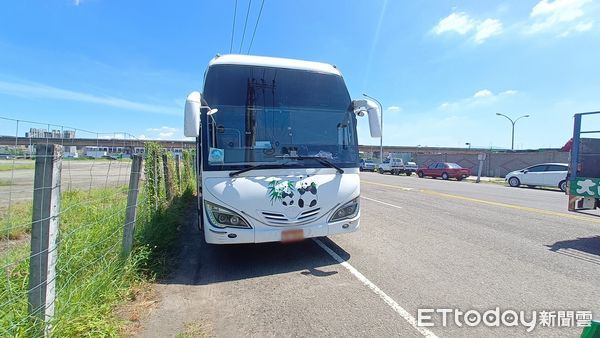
[
  {"left": 575, "top": 21, "right": 594, "bottom": 31},
  {"left": 441, "top": 89, "right": 518, "bottom": 110},
  {"left": 0, "top": 79, "right": 180, "bottom": 115},
  {"left": 145, "top": 126, "right": 180, "bottom": 139},
  {"left": 501, "top": 89, "right": 518, "bottom": 95},
  {"left": 474, "top": 19, "right": 503, "bottom": 43},
  {"left": 433, "top": 12, "right": 503, "bottom": 44},
  {"left": 474, "top": 89, "right": 493, "bottom": 98},
  {"left": 527, "top": 0, "right": 594, "bottom": 35},
  {"left": 433, "top": 12, "right": 476, "bottom": 35},
  {"left": 387, "top": 106, "right": 402, "bottom": 112}
]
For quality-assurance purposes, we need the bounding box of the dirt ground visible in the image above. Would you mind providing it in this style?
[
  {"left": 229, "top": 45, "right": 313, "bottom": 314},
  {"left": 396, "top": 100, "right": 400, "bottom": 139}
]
[{"left": 0, "top": 159, "right": 132, "bottom": 209}]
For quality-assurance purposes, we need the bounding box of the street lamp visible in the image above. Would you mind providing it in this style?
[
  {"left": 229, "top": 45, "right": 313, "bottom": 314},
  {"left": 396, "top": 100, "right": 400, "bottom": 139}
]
[
  {"left": 495, "top": 113, "right": 530, "bottom": 150},
  {"left": 362, "top": 93, "right": 384, "bottom": 163},
  {"left": 465, "top": 142, "right": 471, "bottom": 150}
]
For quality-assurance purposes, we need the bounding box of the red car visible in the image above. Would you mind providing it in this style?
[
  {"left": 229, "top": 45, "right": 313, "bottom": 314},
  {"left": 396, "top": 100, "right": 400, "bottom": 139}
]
[{"left": 416, "top": 162, "right": 470, "bottom": 181}]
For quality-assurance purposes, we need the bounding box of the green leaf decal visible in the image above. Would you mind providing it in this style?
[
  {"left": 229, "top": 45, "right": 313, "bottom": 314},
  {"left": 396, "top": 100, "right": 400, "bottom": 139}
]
[{"left": 266, "top": 179, "right": 297, "bottom": 205}]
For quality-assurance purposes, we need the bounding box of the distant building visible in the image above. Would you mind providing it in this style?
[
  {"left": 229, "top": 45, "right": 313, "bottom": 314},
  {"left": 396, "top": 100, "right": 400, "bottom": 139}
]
[
  {"left": 64, "top": 146, "right": 79, "bottom": 158},
  {"left": 25, "top": 128, "right": 76, "bottom": 139}
]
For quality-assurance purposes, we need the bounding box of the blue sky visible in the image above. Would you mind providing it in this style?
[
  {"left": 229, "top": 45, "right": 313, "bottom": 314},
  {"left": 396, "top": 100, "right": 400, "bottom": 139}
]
[{"left": 0, "top": 0, "right": 599, "bottom": 149}]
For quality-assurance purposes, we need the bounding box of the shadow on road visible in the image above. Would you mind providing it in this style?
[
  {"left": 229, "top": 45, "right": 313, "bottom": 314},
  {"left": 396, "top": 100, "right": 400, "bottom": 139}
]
[
  {"left": 546, "top": 236, "right": 600, "bottom": 265},
  {"left": 165, "top": 207, "right": 351, "bottom": 286},
  {"left": 519, "top": 186, "right": 564, "bottom": 193},
  {"left": 571, "top": 210, "right": 600, "bottom": 218}
]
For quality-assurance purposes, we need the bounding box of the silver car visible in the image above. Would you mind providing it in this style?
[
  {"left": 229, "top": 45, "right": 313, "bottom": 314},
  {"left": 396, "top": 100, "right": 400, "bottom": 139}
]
[
  {"left": 505, "top": 163, "right": 568, "bottom": 191},
  {"left": 360, "top": 159, "right": 376, "bottom": 172}
]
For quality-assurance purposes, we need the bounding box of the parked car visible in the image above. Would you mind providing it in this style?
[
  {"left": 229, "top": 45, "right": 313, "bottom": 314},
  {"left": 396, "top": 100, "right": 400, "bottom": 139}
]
[
  {"left": 416, "top": 162, "right": 470, "bottom": 181},
  {"left": 398, "top": 161, "right": 419, "bottom": 176},
  {"left": 378, "top": 158, "right": 403, "bottom": 174},
  {"left": 360, "top": 159, "right": 376, "bottom": 172},
  {"left": 389, "top": 160, "right": 418, "bottom": 176},
  {"left": 505, "top": 163, "right": 568, "bottom": 191}
]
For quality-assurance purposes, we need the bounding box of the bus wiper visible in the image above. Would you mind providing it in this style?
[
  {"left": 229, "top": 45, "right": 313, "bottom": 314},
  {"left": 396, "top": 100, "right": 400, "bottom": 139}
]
[
  {"left": 278, "top": 155, "right": 344, "bottom": 174},
  {"left": 229, "top": 164, "right": 273, "bottom": 177},
  {"left": 229, "top": 162, "right": 298, "bottom": 177}
]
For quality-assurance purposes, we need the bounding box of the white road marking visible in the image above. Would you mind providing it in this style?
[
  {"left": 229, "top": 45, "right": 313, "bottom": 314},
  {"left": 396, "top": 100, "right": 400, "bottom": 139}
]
[
  {"left": 361, "top": 196, "right": 403, "bottom": 209},
  {"left": 313, "top": 238, "right": 439, "bottom": 338}
]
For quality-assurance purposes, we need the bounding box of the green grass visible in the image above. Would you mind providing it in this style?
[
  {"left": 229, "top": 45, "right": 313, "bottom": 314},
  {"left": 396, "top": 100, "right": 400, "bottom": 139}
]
[
  {"left": 0, "top": 202, "right": 32, "bottom": 240},
  {"left": 0, "top": 163, "right": 35, "bottom": 171},
  {"left": 65, "top": 157, "right": 132, "bottom": 162},
  {"left": 0, "top": 179, "right": 12, "bottom": 187},
  {"left": 0, "top": 186, "right": 193, "bottom": 336}
]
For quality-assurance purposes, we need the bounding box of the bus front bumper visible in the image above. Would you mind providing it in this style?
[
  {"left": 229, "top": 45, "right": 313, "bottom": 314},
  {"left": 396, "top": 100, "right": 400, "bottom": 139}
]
[{"left": 203, "top": 214, "right": 360, "bottom": 244}]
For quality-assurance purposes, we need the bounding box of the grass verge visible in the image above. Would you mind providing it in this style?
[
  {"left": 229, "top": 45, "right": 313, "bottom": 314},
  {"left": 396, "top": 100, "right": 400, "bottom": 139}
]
[
  {"left": 0, "top": 163, "right": 35, "bottom": 171},
  {"left": 0, "top": 186, "right": 193, "bottom": 336},
  {"left": 1, "top": 201, "right": 32, "bottom": 240}
]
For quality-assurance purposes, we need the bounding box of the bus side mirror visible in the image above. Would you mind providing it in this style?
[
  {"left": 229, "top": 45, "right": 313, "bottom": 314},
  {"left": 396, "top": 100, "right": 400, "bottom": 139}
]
[
  {"left": 353, "top": 99, "right": 382, "bottom": 138},
  {"left": 184, "top": 91, "right": 202, "bottom": 137}
]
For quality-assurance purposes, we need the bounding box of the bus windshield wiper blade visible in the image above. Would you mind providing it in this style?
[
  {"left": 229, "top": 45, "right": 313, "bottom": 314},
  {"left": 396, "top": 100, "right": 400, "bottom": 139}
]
[
  {"left": 229, "top": 164, "right": 272, "bottom": 177},
  {"left": 278, "top": 155, "right": 344, "bottom": 174},
  {"left": 229, "top": 162, "right": 298, "bottom": 177}
]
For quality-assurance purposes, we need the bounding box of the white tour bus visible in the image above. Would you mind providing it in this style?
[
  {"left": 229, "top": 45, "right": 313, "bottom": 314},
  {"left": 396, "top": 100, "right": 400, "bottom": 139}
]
[{"left": 183, "top": 54, "right": 381, "bottom": 244}]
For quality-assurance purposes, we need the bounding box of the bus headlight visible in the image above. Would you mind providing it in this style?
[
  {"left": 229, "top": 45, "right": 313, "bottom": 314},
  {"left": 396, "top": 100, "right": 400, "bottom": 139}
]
[
  {"left": 329, "top": 197, "right": 360, "bottom": 222},
  {"left": 204, "top": 201, "right": 251, "bottom": 229}
]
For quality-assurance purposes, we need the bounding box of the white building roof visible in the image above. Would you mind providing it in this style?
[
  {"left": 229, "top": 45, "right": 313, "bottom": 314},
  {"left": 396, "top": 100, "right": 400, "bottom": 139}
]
[{"left": 208, "top": 54, "right": 342, "bottom": 76}]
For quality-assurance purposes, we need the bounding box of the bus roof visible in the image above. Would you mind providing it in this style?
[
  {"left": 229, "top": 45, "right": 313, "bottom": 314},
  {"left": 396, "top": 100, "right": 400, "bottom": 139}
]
[{"left": 208, "top": 54, "right": 342, "bottom": 77}]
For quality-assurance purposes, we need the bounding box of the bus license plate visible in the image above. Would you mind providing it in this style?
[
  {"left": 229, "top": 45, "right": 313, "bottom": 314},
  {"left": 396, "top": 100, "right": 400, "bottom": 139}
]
[{"left": 281, "top": 229, "right": 304, "bottom": 242}]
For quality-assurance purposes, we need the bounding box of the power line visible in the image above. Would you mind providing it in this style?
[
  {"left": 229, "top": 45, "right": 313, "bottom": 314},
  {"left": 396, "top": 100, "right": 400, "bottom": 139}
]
[
  {"left": 229, "top": 0, "right": 238, "bottom": 53},
  {"left": 247, "top": 0, "right": 265, "bottom": 54},
  {"left": 238, "top": 0, "right": 252, "bottom": 53}
]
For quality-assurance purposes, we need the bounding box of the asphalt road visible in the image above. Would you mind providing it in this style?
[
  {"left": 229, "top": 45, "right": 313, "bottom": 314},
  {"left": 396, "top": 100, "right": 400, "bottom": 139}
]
[{"left": 139, "top": 172, "right": 600, "bottom": 338}]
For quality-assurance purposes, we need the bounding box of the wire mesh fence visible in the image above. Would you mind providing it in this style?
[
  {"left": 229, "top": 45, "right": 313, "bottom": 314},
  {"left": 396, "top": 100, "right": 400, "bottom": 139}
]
[{"left": 0, "top": 117, "right": 196, "bottom": 336}]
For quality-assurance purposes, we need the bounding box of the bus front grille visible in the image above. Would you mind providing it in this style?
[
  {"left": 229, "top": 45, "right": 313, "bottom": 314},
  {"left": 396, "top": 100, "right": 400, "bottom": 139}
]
[{"left": 260, "top": 208, "right": 321, "bottom": 226}]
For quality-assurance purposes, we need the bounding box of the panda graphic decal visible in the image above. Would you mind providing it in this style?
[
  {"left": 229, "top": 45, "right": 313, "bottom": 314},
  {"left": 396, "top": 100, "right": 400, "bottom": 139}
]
[
  {"left": 297, "top": 181, "right": 318, "bottom": 208},
  {"left": 266, "top": 179, "right": 319, "bottom": 208}
]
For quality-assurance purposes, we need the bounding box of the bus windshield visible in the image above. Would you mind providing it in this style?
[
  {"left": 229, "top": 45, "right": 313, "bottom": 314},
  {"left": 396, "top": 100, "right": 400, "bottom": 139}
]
[{"left": 201, "top": 64, "right": 358, "bottom": 170}]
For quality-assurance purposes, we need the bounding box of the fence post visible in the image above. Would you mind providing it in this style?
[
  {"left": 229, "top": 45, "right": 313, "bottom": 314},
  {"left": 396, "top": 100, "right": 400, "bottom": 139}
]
[
  {"left": 175, "top": 155, "right": 181, "bottom": 190},
  {"left": 28, "top": 144, "right": 62, "bottom": 336},
  {"left": 153, "top": 155, "right": 159, "bottom": 211},
  {"left": 162, "top": 153, "right": 173, "bottom": 200},
  {"left": 122, "top": 155, "right": 143, "bottom": 256}
]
